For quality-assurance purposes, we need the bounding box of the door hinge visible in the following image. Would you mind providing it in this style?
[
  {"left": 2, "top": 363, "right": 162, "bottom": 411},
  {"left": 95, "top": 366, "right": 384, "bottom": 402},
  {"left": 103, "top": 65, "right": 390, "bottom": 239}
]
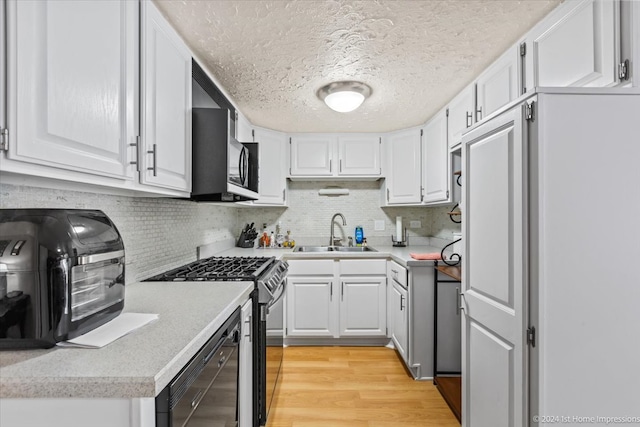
[
  {"left": 525, "top": 101, "right": 535, "bottom": 122},
  {"left": 619, "top": 59, "right": 630, "bottom": 81},
  {"left": 0, "top": 128, "right": 8, "bottom": 152},
  {"left": 526, "top": 326, "right": 536, "bottom": 348},
  {"left": 520, "top": 42, "right": 527, "bottom": 57}
]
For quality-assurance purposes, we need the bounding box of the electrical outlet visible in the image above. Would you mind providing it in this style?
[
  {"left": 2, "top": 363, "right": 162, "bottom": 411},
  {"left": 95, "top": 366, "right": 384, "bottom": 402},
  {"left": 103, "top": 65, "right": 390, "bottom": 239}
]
[
  {"left": 409, "top": 220, "right": 421, "bottom": 228},
  {"left": 374, "top": 220, "right": 385, "bottom": 231}
]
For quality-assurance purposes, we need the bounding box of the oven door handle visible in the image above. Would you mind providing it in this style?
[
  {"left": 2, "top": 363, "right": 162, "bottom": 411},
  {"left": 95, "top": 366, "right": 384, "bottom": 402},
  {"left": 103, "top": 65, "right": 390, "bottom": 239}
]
[{"left": 267, "top": 279, "right": 286, "bottom": 310}]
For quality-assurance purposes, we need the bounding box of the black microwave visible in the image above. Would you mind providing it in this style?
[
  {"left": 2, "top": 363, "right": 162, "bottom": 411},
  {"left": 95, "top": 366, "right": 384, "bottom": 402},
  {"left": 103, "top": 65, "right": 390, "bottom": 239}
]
[{"left": 191, "top": 108, "right": 259, "bottom": 202}]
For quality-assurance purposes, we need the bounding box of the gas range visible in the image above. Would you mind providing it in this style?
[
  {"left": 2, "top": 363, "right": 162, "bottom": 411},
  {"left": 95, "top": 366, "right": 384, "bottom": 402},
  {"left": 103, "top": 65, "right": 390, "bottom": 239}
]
[
  {"left": 146, "top": 256, "right": 274, "bottom": 282},
  {"left": 145, "top": 256, "right": 288, "bottom": 305}
]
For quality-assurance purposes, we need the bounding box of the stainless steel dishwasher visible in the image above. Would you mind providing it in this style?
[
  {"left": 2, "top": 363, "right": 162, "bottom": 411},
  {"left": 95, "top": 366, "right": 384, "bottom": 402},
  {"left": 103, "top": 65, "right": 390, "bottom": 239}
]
[{"left": 156, "top": 307, "right": 241, "bottom": 427}]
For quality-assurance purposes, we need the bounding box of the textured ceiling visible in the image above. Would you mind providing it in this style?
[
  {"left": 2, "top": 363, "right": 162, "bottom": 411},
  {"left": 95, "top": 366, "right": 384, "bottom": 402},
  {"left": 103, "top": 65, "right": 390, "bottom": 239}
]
[{"left": 154, "top": 0, "right": 561, "bottom": 133}]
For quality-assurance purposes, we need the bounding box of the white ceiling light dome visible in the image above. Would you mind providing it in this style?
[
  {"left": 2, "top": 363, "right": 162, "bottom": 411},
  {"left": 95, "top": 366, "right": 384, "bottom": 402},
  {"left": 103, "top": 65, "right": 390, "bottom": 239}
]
[{"left": 317, "top": 81, "right": 372, "bottom": 113}]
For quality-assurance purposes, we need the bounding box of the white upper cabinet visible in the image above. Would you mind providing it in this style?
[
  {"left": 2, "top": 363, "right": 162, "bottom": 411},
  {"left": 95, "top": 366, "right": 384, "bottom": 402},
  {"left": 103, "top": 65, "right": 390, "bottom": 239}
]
[
  {"left": 384, "top": 128, "right": 422, "bottom": 205},
  {"left": 140, "top": 1, "right": 191, "bottom": 192},
  {"left": 447, "top": 85, "right": 475, "bottom": 149},
  {"left": 7, "top": 0, "right": 137, "bottom": 179},
  {"left": 289, "top": 134, "right": 335, "bottom": 176},
  {"left": 289, "top": 134, "right": 381, "bottom": 178},
  {"left": 421, "top": 110, "right": 449, "bottom": 204},
  {"left": 253, "top": 126, "right": 287, "bottom": 205},
  {"left": 476, "top": 47, "right": 519, "bottom": 120},
  {"left": 336, "top": 135, "right": 381, "bottom": 176},
  {"left": 236, "top": 112, "right": 253, "bottom": 143},
  {"left": 0, "top": 0, "right": 6, "bottom": 149},
  {"left": 525, "top": 0, "right": 619, "bottom": 89}
]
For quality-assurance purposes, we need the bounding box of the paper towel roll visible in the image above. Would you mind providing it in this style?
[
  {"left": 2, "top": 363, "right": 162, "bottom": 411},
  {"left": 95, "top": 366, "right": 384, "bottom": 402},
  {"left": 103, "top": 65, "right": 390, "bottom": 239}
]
[{"left": 396, "top": 216, "right": 403, "bottom": 241}]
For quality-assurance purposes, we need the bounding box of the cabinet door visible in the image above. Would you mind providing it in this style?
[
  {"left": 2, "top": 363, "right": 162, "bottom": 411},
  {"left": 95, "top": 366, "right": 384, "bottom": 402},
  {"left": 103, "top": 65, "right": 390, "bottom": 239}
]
[
  {"left": 447, "top": 85, "right": 475, "bottom": 149},
  {"left": 422, "top": 111, "right": 449, "bottom": 204},
  {"left": 527, "top": 0, "right": 618, "bottom": 88},
  {"left": 0, "top": 0, "right": 5, "bottom": 147},
  {"left": 253, "top": 127, "right": 287, "bottom": 205},
  {"left": 286, "top": 277, "right": 338, "bottom": 337},
  {"left": 391, "top": 282, "right": 408, "bottom": 362},
  {"left": 339, "top": 277, "right": 386, "bottom": 336},
  {"left": 476, "top": 48, "right": 519, "bottom": 120},
  {"left": 385, "top": 129, "right": 422, "bottom": 204},
  {"left": 239, "top": 298, "right": 253, "bottom": 427},
  {"left": 289, "top": 135, "right": 335, "bottom": 176},
  {"left": 461, "top": 105, "right": 526, "bottom": 426},
  {"left": 140, "top": 1, "right": 192, "bottom": 192},
  {"left": 9, "top": 1, "right": 137, "bottom": 179},
  {"left": 337, "top": 135, "right": 381, "bottom": 176}
]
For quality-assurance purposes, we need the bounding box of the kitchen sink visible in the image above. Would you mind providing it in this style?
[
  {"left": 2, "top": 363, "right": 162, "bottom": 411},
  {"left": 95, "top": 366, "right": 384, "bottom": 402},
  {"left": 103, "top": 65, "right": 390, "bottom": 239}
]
[
  {"left": 334, "top": 246, "right": 377, "bottom": 252},
  {"left": 294, "top": 246, "right": 335, "bottom": 252},
  {"left": 294, "top": 246, "right": 376, "bottom": 252}
]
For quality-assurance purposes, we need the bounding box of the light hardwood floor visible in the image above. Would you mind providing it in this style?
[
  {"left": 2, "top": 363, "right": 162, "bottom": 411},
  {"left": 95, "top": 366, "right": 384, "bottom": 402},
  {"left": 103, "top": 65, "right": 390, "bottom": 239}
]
[{"left": 266, "top": 346, "right": 461, "bottom": 427}]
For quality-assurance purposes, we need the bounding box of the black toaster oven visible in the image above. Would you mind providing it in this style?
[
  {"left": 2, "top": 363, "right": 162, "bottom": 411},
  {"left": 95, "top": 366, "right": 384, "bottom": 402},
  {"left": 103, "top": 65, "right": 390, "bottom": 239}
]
[{"left": 0, "top": 209, "right": 125, "bottom": 349}]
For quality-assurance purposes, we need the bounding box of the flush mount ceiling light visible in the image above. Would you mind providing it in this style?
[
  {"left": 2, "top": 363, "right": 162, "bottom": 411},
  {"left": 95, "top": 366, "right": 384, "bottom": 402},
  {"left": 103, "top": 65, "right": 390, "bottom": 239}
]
[{"left": 317, "top": 81, "right": 372, "bottom": 113}]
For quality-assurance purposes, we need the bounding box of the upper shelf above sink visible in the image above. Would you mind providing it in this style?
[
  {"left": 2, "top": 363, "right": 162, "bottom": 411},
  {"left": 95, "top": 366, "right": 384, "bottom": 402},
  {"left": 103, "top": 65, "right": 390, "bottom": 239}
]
[{"left": 294, "top": 246, "right": 377, "bottom": 253}]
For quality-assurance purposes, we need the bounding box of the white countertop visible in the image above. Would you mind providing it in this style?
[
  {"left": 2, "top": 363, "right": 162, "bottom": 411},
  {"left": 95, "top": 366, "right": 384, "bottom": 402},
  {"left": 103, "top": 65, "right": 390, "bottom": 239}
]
[
  {"left": 216, "top": 244, "right": 451, "bottom": 267},
  {"left": 0, "top": 281, "right": 253, "bottom": 399}
]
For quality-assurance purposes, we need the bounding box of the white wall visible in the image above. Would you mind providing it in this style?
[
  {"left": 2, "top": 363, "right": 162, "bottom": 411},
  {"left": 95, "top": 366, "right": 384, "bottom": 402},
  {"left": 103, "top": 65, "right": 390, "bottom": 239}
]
[{"left": 0, "top": 184, "right": 238, "bottom": 282}]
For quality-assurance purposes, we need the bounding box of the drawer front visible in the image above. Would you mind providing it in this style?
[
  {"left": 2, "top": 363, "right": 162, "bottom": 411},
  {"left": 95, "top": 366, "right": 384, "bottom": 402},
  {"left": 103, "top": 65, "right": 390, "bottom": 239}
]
[
  {"left": 387, "top": 260, "right": 407, "bottom": 288},
  {"left": 339, "top": 259, "right": 386, "bottom": 276},
  {"left": 287, "top": 259, "right": 335, "bottom": 276}
]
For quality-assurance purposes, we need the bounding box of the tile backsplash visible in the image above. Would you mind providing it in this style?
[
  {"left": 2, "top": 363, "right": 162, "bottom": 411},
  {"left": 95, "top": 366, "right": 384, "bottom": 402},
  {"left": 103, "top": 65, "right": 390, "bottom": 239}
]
[
  {"left": 0, "top": 184, "right": 238, "bottom": 282},
  {"left": 239, "top": 181, "right": 461, "bottom": 247},
  {"left": 1, "top": 181, "right": 461, "bottom": 280}
]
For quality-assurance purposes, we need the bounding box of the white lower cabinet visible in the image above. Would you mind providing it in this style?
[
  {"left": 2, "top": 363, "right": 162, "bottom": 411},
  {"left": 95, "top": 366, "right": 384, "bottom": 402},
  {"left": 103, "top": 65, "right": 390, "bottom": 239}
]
[
  {"left": 286, "top": 276, "right": 337, "bottom": 337},
  {"left": 239, "top": 298, "right": 253, "bottom": 427},
  {"left": 390, "top": 280, "right": 408, "bottom": 361},
  {"left": 285, "top": 259, "right": 387, "bottom": 341}
]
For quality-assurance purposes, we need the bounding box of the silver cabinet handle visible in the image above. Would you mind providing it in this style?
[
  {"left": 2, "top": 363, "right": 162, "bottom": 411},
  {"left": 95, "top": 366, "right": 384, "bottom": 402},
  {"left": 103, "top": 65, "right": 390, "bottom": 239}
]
[
  {"left": 476, "top": 106, "right": 483, "bottom": 121},
  {"left": 400, "top": 294, "right": 405, "bottom": 310},
  {"left": 456, "top": 287, "right": 465, "bottom": 314},
  {"left": 217, "top": 355, "right": 227, "bottom": 367},
  {"left": 244, "top": 315, "right": 252, "bottom": 341},
  {"left": 466, "top": 112, "right": 473, "bottom": 128},
  {"left": 282, "top": 189, "right": 286, "bottom": 202},
  {"left": 341, "top": 282, "right": 344, "bottom": 300},
  {"left": 339, "top": 159, "right": 343, "bottom": 172},
  {"left": 329, "top": 159, "right": 332, "bottom": 173},
  {"left": 330, "top": 282, "right": 333, "bottom": 300},
  {"left": 387, "top": 188, "right": 390, "bottom": 202},
  {"left": 147, "top": 144, "right": 157, "bottom": 176}
]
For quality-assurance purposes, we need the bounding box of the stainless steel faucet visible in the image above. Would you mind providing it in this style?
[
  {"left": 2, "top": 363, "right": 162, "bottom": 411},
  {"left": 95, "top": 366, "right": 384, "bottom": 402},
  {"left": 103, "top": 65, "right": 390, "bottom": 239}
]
[{"left": 330, "top": 213, "right": 347, "bottom": 246}]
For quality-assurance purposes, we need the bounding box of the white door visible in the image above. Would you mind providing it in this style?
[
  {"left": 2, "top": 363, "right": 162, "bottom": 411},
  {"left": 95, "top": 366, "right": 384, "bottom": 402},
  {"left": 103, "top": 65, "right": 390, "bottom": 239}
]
[
  {"left": 527, "top": 0, "right": 618, "bottom": 88},
  {"left": 462, "top": 104, "right": 527, "bottom": 427},
  {"left": 9, "top": 0, "right": 137, "bottom": 178},
  {"left": 289, "top": 135, "right": 335, "bottom": 176},
  {"left": 140, "top": 1, "right": 192, "bottom": 192},
  {"left": 286, "top": 277, "right": 338, "bottom": 337},
  {"left": 337, "top": 135, "right": 381, "bottom": 176},
  {"left": 239, "top": 298, "right": 253, "bottom": 427},
  {"left": 391, "top": 281, "right": 408, "bottom": 362},
  {"left": 422, "top": 111, "right": 449, "bottom": 204},
  {"left": 339, "top": 277, "right": 386, "bottom": 336},
  {"left": 253, "top": 127, "right": 287, "bottom": 205},
  {"left": 385, "top": 129, "right": 422, "bottom": 204},
  {"left": 447, "top": 85, "right": 475, "bottom": 149},
  {"left": 476, "top": 48, "right": 519, "bottom": 120}
]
